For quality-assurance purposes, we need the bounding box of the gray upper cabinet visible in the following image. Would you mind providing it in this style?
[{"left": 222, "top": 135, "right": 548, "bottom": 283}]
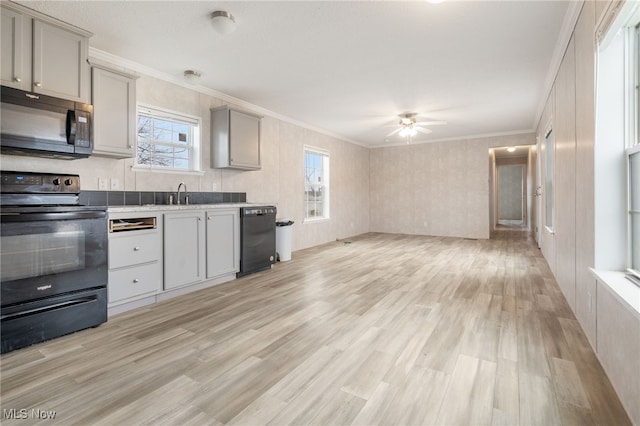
[
  {"left": 1, "top": 7, "right": 25, "bottom": 90},
  {"left": 0, "top": 3, "right": 91, "bottom": 103},
  {"left": 92, "top": 66, "right": 137, "bottom": 158},
  {"left": 211, "top": 105, "right": 262, "bottom": 170}
]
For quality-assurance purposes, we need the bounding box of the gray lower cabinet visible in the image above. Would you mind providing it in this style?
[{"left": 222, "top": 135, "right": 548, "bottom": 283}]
[
  {"left": 206, "top": 208, "right": 240, "bottom": 279},
  {"left": 0, "top": 3, "right": 91, "bottom": 102},
  {"left": 164, "top": 211, "right": 206, "bottom": 289},
  {"left": 108, "top": 213, "right": 162, "bottom": 306},
  {"left": 91, "top": 66, "right": 137, "bottom": 158}
]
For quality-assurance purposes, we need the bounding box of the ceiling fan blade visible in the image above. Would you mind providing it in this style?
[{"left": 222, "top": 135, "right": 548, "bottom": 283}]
[
  {"left": 414, "top": 126, "right": 432, "bottom": 134},
  {"left": 386, "top": 128, "right": 402, "bottom": 137},
  {"left": 415, "top": 121, "right": 447, "bottom": 126}
]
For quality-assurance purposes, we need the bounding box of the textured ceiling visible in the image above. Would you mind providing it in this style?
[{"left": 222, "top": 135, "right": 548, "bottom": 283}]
[{"left": 16, "top": 1, "right": 571, "bottom": 147}]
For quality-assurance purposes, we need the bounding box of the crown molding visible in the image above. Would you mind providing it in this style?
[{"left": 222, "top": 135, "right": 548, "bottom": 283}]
[{"left": 371, "top": 129, "right": 535, "bottom": 149}]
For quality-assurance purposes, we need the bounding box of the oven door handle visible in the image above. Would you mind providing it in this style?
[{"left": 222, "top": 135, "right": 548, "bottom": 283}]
[
  {"left": 0, "top": 211, "right": 106, "bottom": 222},
  {"left": 0, "top": 297, "right": 98, "bottom": 321}
]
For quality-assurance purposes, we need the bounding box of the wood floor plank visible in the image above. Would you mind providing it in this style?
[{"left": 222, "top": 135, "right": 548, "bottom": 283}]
[
  {"left": 492, "top": 358, "right": 519, "bottom": 426},
  {"left": 379, "top": 367, "right": 450, "bottom": 425},
  {"left": 435, "top": 354, "right": 497, "bottom": 426},
  {"left": 0, "top": 230, "right": 632, "bottom": 425},
  {"left": 518, "top": 372, "right": 562, "bottom": 426}
]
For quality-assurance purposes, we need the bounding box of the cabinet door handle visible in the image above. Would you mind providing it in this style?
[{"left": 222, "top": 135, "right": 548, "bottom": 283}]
[
  {"left": 34, "top": 82, "right": 42, "bottom": 88},
  {"left": 133, "top": 246, "right": 141, "bottom": 251},
  {"left": 14, "top": 77, "right": 21, "bottom": 83},
  {"left": 208, "top": 216, "right": 212, "bottom": 220},
  {"left": 132, "top": 278, "right": 140, "bottom": 283}
]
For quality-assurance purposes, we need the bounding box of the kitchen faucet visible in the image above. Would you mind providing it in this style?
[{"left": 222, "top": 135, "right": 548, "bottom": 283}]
[{"left": 176, "top": 182, "right": 187, "bottom": 205}]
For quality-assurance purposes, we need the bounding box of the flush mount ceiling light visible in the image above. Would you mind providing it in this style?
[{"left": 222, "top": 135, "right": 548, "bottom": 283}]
[
  {"left": 507, "top": 146, "right": 516, "bottom": 153},
  {"left": 210, "top": 10, "right": 236, "bottom": 35},
  {"left": 184, "top": 69, "right": 202, "bottom": 80}
]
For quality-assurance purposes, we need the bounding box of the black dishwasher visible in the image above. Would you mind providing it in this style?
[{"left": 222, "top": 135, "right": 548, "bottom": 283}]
[{"left": 238, "top": 206, "right": 277, "bottom": 277}]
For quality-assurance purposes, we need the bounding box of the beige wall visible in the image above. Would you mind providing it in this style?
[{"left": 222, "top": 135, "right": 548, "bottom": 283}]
[
  {"left": 536, "top": 1, "right": 639, "bottom": 424},
  {"left": 369, "top": 133, "right": 534, "bottom": 239},
  {"left": 0, "top": 75, "right": 370, "bottom": 252}
]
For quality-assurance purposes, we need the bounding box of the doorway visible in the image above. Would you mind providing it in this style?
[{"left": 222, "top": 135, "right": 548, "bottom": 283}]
[
  {"left": 497, "top": 164, "right": 525, "bottom": 227},
  {"left": 489, "top": 145, "right": 532, "bottom": 235}
]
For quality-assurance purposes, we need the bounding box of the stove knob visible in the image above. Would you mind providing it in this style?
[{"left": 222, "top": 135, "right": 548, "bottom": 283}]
[
  {"left": 64, "top": 178, "right": 73, "bottom": 186},
  {"left": 52, "top": 178, "right": 61, "bottom": 186}
]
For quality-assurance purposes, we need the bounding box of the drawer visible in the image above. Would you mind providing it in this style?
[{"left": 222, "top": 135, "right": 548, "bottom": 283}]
[
  {"left": 108, "top": 262, "right": 161, "bottom": 304},
  {"left": 109, "top": 233, "right": 161, "bottom": 269}
]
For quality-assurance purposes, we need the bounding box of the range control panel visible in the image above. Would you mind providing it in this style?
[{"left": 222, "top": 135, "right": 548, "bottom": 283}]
[{"left": 1, "top": 171, "right": 80, "bottom": 194}]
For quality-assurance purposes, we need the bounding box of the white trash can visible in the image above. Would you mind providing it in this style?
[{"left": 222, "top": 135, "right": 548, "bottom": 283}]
[{"left": 276, "top": 219, "right": 294, "bottom": 261}]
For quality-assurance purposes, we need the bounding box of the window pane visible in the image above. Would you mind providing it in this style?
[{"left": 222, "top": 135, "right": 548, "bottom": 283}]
[
  {"left": 304, "top": 149, "right": 329, "bottom": 220},
  {"left": 636, "top": 23, "right": 639, "bottom": 146},
  {"left": 173, "top": 158, "right": 189, "bottom": 169},
  {"left": 631, "top": 151, "right": 640, "bottom": 211},
  {"left": 632, "top": 213, "right": 640, "bottom": 271}
]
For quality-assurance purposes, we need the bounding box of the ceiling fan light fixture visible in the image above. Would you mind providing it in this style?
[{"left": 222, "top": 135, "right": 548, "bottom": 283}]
[
  {"left": 399, "top": 127, "right": 417, "bottom": 138},
  {"left": 211, "top": 10, "right": 236, "bottom": 35}
]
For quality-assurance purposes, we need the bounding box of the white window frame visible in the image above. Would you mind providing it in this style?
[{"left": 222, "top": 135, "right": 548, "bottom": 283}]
[
  {"left": 133, "top": 104, "right": 202, "bottom": 174},
  {"left": 627, "top": 18, "right": 640, "bottom": 278},
  {"left": 628, "top": 145, "right": 640, "bottom": 278},
  {"left": 303, "top": 146, "right": 330, "bottom": 223}
]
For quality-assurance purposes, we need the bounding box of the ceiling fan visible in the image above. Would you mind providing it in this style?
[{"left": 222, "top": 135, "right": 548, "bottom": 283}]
[{"left": 386, "top": 113, "right": 446, "bottom": 139}]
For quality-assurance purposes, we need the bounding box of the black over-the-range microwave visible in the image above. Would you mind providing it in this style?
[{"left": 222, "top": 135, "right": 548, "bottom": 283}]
[{"left": 0, "top": 86, "right": 93, "bottom": 159}]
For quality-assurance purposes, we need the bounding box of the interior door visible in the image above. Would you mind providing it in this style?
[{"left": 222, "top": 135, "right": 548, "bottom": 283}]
[
  {"left": 535, "top": 138, "right": 542, "bottom": 247},
  {"left": 539, "top": 126, "right": 556, "bottom": 273}
]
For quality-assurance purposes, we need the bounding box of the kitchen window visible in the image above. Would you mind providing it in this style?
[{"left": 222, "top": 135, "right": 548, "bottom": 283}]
[
  {"left": 134, "top": 105, "right": 201, "bottom": 173},
  {"left": 304, "top": 146, "right": 330, "bottom": 222}
]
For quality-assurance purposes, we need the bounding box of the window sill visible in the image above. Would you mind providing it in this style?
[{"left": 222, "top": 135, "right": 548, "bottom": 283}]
[
  {"left": 132, "top": 166, "right": 204, "bottom": 176},
  {"left": 303, "top": 217, "right": 330, "bottom": 225},
  {"left": 590, "top": 268, "right": 640, "bottom": 315}
]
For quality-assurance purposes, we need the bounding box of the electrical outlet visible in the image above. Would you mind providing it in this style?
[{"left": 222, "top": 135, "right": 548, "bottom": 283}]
[
  {"left": 110, "top": 178, "right": 120, "bottom": 190},
  {"left": 212, "top": 182, "right": 218, "bottom": 192},
  {"left": 98, "top": 178, "right": 108, "bottom": 190}
]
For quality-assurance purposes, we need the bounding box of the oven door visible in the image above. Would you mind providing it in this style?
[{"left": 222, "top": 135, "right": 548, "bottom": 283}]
[{"left": 0, "top": 210, "right": 108, "bottom": 306}]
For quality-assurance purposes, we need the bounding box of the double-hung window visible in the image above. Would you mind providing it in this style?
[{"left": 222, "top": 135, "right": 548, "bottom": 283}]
[
  {"left": 304, "top": 146, "right": 330, "bottom": 221},
  {"left": 596, "top": 1, "right": 640, "bottom": 280},
  {"left": 628, "top": 22, "right": 640, "bottom": 278},
  {"left": 135, "top": 105, "right": 201, "bottom": 172}
]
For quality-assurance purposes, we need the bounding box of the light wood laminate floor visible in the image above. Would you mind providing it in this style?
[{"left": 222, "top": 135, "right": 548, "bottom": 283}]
[{"left": 0, "top": 231, "right": 631, "bottom": 425}]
